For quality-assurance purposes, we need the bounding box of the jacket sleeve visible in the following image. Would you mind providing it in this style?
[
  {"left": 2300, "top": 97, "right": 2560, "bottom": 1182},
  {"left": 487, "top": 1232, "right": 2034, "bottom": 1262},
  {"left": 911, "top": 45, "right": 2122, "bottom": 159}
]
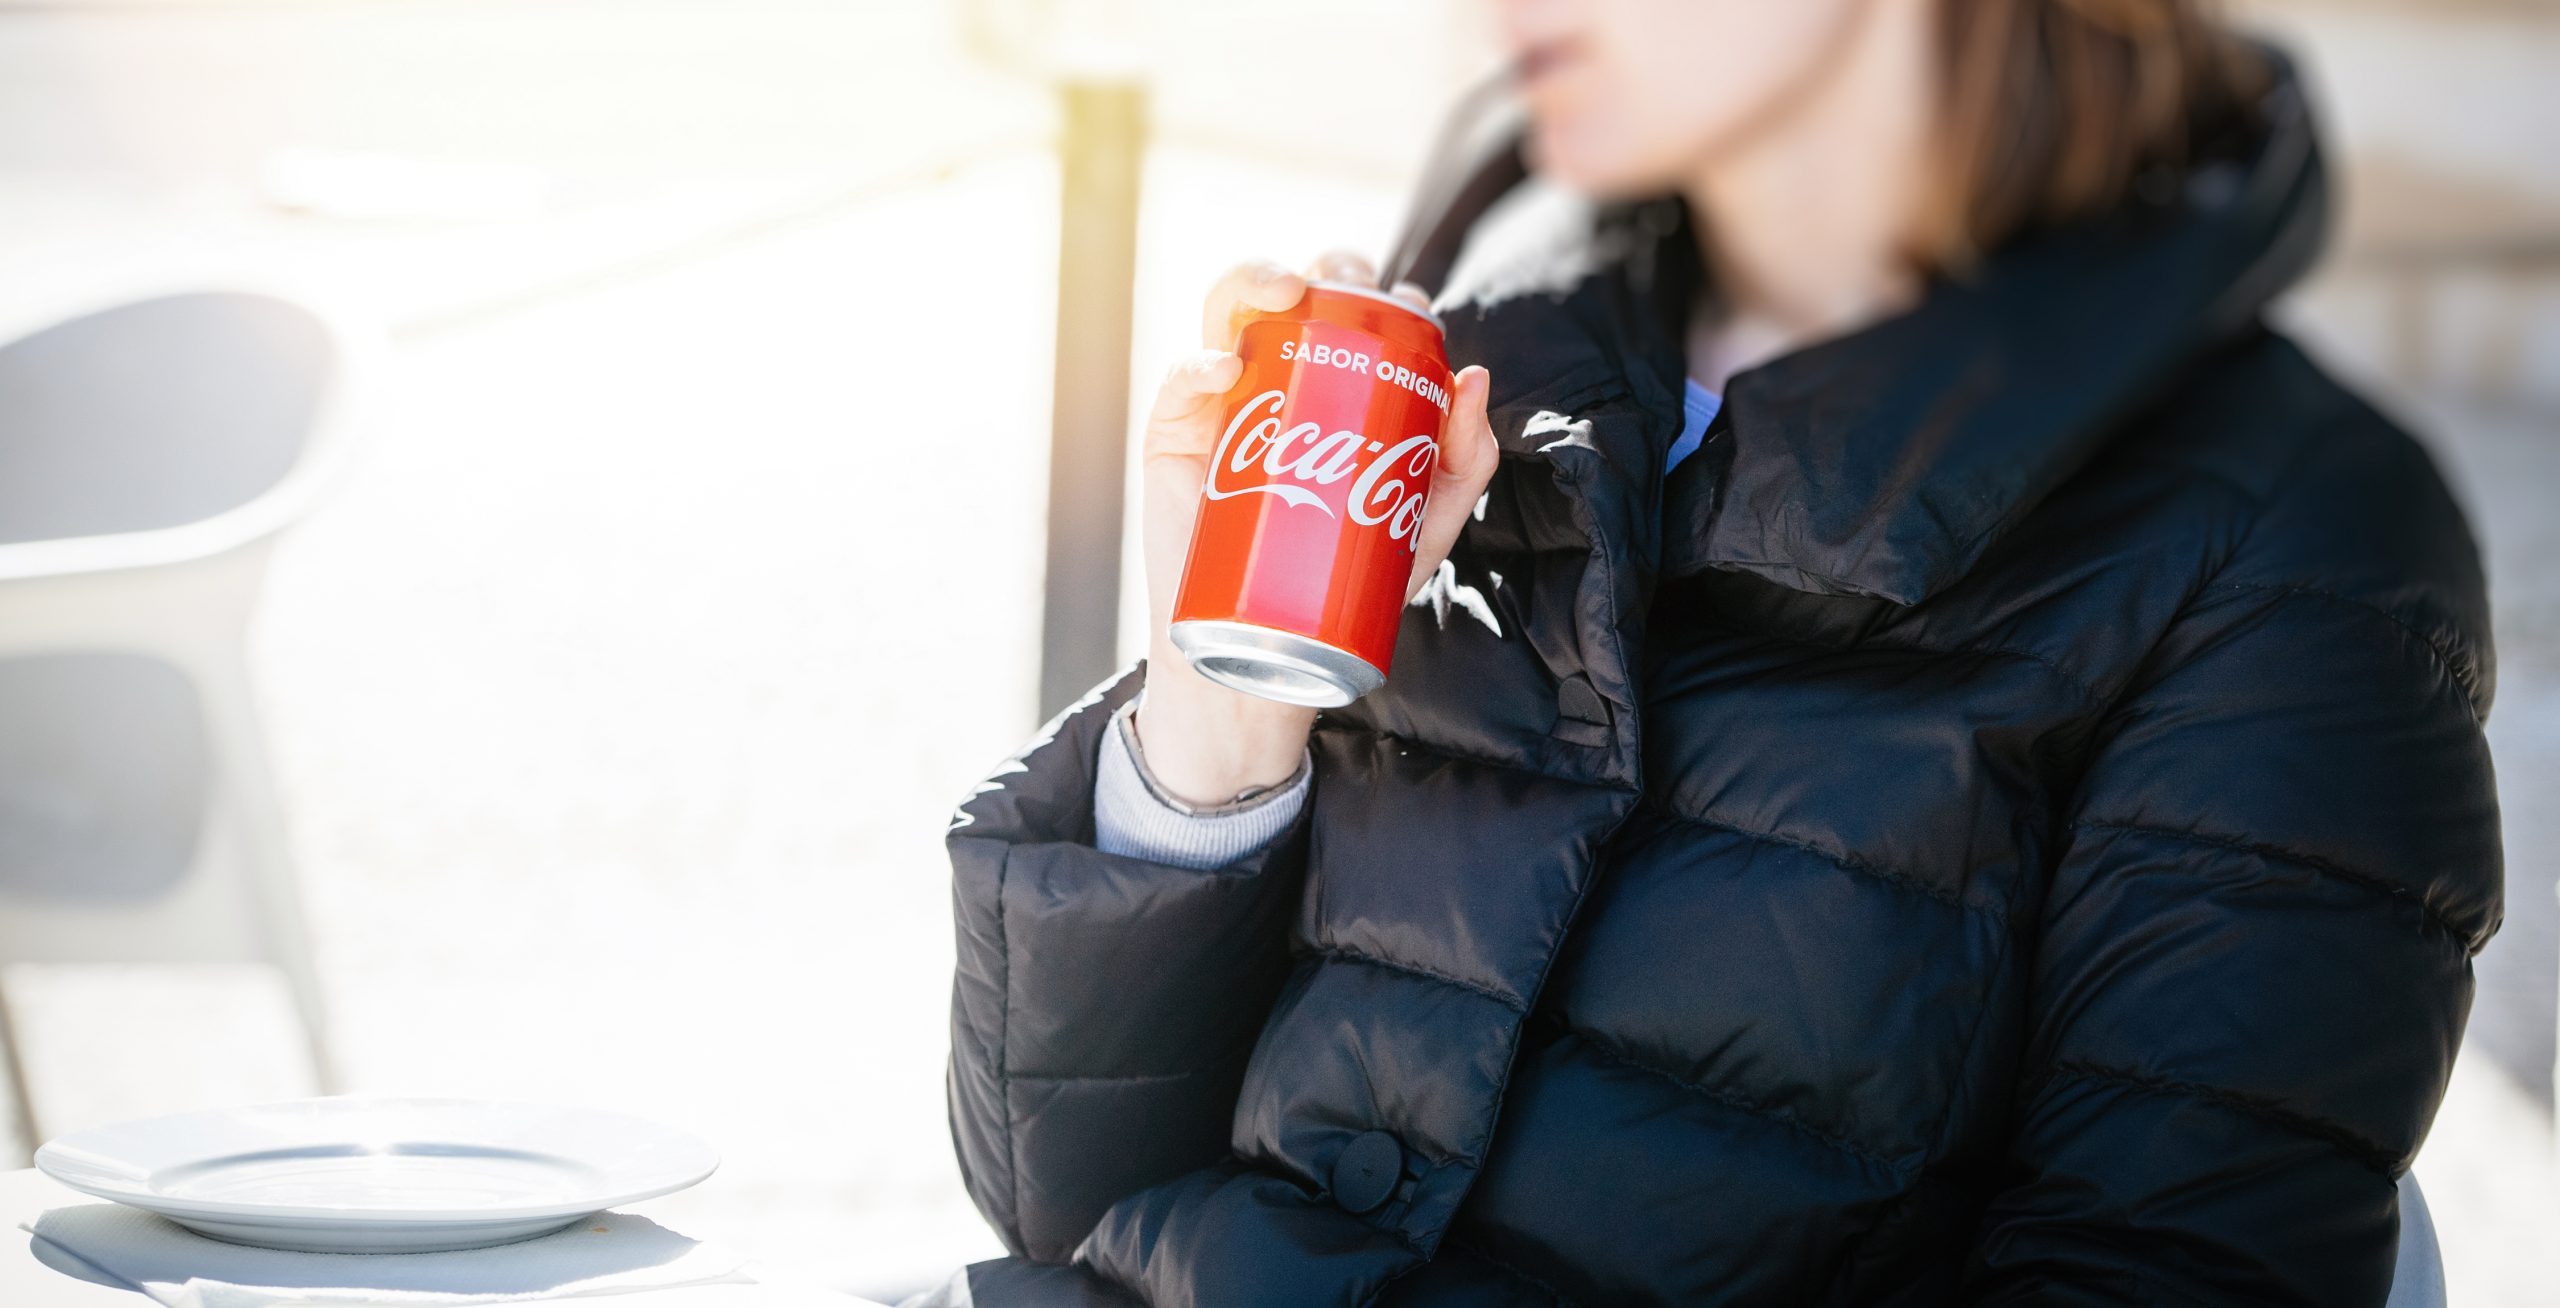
[
  {"left": 945, "top": 662, "right": 1313, "bottom": 1263},
  {"left": 1963, "top": 477, "right": 2502, "bottom": 1304}
]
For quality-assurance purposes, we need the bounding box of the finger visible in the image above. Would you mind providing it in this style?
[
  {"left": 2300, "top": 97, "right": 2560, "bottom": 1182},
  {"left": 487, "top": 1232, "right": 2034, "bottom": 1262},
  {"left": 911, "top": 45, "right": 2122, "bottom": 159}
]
[
  {"left": 1144, "top": 351, "right": 1244, "bottom": 450},
  {"left": 1202, "top": 259, "right": 1308, "bottom": 349},
  {"left": 1388, "top": 281, "right": 1433, "bottom": 314},
  {"left": 1432, "top": 366, "right": 1499, "bottom": 487},
  {"left": 1306, "top": 249, "right": 1378, "bottom": 286},
  {"left": 1405, "top": 366, "right": 1499, "bottom": 596}
]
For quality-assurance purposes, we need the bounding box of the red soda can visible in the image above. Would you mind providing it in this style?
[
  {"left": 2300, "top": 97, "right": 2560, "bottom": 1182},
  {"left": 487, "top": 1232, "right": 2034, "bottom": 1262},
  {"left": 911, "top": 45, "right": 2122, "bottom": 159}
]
[{"left": 1170, "top": 281, "right": 1454, "bottom": 707}]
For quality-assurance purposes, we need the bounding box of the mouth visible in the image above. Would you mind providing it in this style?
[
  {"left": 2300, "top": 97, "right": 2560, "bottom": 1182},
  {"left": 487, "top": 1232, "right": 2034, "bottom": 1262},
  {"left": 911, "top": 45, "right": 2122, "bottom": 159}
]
[{"left": 1511, "top": 36, "right": 1583, "bottom": 93}]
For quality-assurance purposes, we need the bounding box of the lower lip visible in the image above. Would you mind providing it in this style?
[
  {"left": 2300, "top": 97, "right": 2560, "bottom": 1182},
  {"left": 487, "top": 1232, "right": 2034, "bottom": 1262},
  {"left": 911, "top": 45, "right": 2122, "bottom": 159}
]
[{"left": 1516, "top": 44, "right": 1570, "bottom": 87}]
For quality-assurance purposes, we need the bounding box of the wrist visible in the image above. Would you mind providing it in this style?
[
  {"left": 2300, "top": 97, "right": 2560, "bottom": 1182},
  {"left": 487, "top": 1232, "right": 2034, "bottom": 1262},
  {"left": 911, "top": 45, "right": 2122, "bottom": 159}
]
[{"left": 1137, "top": 643, "right": 1317, "bottom": 806}]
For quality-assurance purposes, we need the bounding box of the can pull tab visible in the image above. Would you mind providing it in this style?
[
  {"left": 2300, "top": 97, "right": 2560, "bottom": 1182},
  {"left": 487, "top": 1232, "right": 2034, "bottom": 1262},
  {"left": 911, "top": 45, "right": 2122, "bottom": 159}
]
[{"left": 1552, "top": 675, "right": 1612, "bottom": 746}]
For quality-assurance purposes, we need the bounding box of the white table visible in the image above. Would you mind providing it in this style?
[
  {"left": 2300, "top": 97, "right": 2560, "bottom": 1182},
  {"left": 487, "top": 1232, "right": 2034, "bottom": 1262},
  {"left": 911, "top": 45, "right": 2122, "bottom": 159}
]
[{"left": 1, "top": 1170, "right": 887, "bottom": 1307}]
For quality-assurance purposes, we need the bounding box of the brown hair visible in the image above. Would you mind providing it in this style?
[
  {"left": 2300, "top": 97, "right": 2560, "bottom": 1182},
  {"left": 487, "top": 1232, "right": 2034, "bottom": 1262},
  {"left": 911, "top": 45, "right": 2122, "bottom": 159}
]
[{"left": 1921, "top": 0, "right": 2270, "bottom": 267}]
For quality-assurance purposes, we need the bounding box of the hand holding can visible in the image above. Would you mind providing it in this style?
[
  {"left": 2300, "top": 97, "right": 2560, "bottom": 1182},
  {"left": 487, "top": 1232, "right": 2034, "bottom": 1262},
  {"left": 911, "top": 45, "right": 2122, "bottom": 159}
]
[{"left": 1136, "top": 253, "right": 1497, "bottom": 804}]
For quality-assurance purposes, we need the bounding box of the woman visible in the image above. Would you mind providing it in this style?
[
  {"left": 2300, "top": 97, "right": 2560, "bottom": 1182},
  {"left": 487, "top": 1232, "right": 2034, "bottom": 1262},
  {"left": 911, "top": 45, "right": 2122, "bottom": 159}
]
[{"left": 928, "top": 1, "right": 2502, "bottom": 1303}]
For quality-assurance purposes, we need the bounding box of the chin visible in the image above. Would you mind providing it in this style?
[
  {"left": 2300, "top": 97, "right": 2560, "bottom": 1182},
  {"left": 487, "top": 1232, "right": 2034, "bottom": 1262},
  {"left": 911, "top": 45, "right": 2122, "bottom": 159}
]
[{"left": 1525, "top": 117, "right": 1685, "bottom": 202}]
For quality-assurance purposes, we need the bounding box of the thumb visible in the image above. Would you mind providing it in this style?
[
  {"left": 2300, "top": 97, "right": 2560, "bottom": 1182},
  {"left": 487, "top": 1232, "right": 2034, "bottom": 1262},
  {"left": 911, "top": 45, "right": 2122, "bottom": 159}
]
[
  {"left": 1436, "top": 365, "right": 1498, "bottom": 488},
  {"left": 1404, "top": 365, "right": 1499, "bottom": 599}
]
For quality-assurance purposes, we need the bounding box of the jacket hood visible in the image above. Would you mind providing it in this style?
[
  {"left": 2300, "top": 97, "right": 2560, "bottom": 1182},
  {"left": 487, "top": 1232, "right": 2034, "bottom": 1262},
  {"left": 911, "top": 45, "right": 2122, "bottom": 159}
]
[{"left": 1431, "top": 51, "right": 2332, "bottom": 608}]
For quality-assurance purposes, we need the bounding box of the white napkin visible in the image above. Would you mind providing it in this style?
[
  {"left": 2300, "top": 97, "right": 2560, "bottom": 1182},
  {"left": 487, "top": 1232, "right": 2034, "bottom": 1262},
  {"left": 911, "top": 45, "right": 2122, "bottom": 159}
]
[{"left": 26, "top": 1203, "right": 755, "bottom": 1307}]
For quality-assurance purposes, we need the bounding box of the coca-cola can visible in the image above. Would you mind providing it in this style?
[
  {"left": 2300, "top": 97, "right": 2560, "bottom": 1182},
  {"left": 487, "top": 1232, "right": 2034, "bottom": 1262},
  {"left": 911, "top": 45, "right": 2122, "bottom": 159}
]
[{"left": 1170, "top": 281, "right": 1454, "bottom": 707}]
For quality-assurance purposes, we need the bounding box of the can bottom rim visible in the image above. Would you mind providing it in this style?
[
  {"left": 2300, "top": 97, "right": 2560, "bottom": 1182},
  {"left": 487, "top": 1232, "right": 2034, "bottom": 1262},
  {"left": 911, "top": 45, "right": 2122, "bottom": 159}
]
[{"left": 1168, "top": 619, "right": 1383, "bottom": 709}]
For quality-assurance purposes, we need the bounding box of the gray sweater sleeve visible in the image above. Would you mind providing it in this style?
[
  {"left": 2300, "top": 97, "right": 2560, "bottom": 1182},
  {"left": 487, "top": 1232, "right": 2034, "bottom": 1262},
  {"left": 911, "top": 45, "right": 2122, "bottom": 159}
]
[{"left": 1093, "top": 694, "right": 1311, "bottom": 870}]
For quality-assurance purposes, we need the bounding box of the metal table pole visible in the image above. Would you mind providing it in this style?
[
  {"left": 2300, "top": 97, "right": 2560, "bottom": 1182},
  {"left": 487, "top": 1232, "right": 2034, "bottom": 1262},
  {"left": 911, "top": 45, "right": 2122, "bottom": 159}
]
[{"left": 1038, "top": 69, "right": 1147, "bottom": 722}]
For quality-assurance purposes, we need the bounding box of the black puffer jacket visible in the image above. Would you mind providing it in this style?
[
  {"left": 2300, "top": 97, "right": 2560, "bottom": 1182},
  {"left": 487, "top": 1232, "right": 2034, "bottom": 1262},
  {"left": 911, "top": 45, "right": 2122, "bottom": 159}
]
[{"left": 939, "top": 67, "right": 2501, "bottom": 1307}]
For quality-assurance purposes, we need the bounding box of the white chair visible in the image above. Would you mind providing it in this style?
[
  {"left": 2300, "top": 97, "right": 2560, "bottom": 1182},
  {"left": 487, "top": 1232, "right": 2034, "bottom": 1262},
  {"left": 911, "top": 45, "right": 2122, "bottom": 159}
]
[{"left": 0, "top": 292, "right": 354, "bottom": 1159}]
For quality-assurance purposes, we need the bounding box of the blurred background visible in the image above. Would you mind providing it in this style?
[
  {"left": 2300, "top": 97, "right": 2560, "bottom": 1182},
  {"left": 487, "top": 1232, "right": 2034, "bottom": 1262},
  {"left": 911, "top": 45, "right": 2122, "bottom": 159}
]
[{"left": 0, "top": 0, "right": 2550, "bottom": 1303}]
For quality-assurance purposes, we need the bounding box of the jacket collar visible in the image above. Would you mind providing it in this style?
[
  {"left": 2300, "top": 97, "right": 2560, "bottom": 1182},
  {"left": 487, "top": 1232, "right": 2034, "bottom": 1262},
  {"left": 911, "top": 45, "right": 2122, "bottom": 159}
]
[{"left": 1587, "top": 60, "right": 2328, "bottom": 606}]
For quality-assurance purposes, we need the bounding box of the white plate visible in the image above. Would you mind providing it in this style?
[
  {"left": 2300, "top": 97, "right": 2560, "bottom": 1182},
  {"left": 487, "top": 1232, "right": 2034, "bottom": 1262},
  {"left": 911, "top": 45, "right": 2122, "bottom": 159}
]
[{"left": 34, "top": 1096, "right": 719, "bottom": 1253}]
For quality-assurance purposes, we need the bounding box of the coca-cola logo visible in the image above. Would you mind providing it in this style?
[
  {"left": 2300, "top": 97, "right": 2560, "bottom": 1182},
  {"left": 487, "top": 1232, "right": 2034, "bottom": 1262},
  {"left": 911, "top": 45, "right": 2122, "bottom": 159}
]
[{"left": 1205, "top": 389, "right": 1436, "bottom": 546}]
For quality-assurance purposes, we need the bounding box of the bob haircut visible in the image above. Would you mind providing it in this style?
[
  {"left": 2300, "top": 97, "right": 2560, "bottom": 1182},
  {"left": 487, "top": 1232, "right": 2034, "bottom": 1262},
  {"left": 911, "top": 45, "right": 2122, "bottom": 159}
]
[{"left": 1925, "top": 0, "right": 2271, "bottom": 266}]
